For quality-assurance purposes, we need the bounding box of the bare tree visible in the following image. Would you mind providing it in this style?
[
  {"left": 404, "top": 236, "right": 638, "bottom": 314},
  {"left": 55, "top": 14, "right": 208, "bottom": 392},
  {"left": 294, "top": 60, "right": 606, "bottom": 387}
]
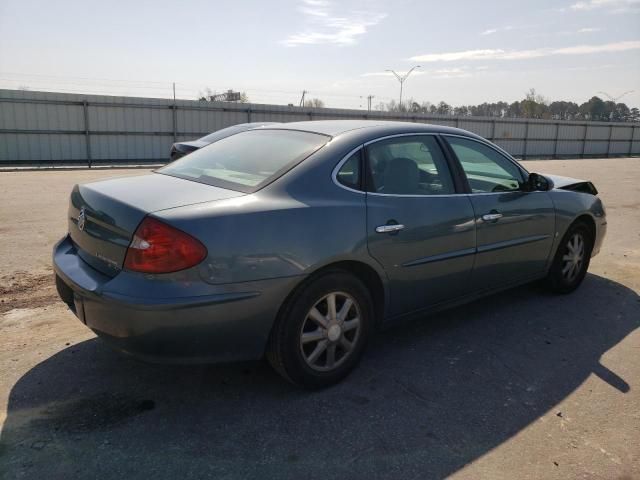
[{"left": 304, "top": 98, "right": 325, "bottom": 108}]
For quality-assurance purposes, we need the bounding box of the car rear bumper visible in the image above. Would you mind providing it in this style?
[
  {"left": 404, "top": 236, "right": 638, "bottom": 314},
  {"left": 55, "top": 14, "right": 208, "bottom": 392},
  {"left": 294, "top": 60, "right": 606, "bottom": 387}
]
[{"left": 53, "top": 235, "right": 301, "bottom": 364}]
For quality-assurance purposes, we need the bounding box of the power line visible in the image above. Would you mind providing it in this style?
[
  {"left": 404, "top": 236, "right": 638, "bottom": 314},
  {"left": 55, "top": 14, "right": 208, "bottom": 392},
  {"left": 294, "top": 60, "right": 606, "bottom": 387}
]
[
  {"left": 0, "top": 72, "right": 403, "bottom": 109},
  {"left": 0, "top": 71, "right": 396, "bottom": 99}
]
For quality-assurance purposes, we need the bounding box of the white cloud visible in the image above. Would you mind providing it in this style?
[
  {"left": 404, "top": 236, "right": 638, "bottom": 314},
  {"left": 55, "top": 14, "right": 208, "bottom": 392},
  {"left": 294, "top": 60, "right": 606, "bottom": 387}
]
[
  {"left": 569, "top": 0, "right": 640, "bottom": 12},
  {"left": 480, "top": 26, "right": 515, "bottom": 36},
  {"left": 300, "top": 7, "right": 329, "bottom": 17},
  {"left": 577, "top": 27, "right": 602, "bottom": 32},
  {"left": 552, "top": 41, "right": 640, "bottom": 54},
  {"left": 435, "top": 68, "right": 465, "bottom": 74},
  {"left": 361, "top": 68, "right": 474, "bottom": 80},
  {"left": 409, "top": 40, "right": 640, "bottom": 62},
  {"left": 409, "top": 49, "right": 505, "bottom": 62},
  {"left": 282, "top": 1, "right": 387, "bottom": 47},
  {"left": 433, "top": 73, "right": 471, "bottom": 79},
  {"left": 361, "top": 71, "right": 426, "bottom": 77}
]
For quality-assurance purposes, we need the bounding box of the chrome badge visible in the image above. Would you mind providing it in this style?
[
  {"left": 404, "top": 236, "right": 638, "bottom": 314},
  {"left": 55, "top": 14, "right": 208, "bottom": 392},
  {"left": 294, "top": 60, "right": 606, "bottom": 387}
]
[{"left": 77, "top": 207, "right": 86, "bottom": 232}]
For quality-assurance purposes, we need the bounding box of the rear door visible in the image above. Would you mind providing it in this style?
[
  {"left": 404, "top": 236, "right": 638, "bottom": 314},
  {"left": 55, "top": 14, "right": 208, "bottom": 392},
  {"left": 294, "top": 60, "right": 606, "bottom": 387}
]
[
  {"left": 363, "top": 134, "right": 476, "bottom": 318},
  {"left": 443, "top": 135, "right": 555, "bottom": 291}
]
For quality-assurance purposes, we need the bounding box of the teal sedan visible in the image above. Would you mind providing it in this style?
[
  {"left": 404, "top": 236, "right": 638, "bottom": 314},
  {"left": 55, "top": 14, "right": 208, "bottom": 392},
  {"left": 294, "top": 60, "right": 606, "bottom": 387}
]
[{"left": 53, "top": 121, "right": 606, "bottom": 388}]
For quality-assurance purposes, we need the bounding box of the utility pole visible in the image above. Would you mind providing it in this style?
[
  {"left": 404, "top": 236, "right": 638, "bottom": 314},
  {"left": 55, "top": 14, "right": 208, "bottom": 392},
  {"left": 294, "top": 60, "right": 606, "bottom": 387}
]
[
  {"left": 299, "top": 90, "right": 307, "bottom": 107},
  {"left": 172, "top": 82, "right": 176, "bottom": 102},
  {"left": 367, "top": 95, "right": 375, "bottom": 112},
  {"left": 386, "top": 66, "right": 421, "bottom": 110}
]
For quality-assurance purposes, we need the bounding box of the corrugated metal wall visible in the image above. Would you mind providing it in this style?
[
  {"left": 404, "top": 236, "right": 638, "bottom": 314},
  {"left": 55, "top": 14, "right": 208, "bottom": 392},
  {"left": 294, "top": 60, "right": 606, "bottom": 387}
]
[{"left": 0, "top": 89, "right": 638, "bottom": 164}]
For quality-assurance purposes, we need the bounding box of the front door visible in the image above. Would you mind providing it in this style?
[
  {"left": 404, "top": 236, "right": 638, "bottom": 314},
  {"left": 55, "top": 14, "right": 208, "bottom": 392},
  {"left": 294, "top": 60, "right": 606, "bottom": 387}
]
[
  {"left": 364, "top": 134, "right": 476, "bottom": 319},
  {"left": 443, "top": 135, "right": 555, "bottom": 291}
]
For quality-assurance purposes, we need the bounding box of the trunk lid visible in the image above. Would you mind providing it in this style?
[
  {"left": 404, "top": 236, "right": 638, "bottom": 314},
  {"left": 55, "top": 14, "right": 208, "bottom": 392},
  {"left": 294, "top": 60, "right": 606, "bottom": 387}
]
[{"left": 68, "top": 173, "right": 243, "bottom": 276}]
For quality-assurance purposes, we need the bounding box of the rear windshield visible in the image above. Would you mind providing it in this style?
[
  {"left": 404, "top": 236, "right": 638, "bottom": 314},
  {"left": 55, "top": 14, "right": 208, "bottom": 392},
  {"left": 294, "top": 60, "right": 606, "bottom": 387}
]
[
  {"left": 199, "top": 125, "right": 251, "bottom": 143},
  {"left": 158, "top": 129, "right": 329, "bottom": 193},
  {"left": 198, "top": 123, "right": 277, "bottom": 143}
]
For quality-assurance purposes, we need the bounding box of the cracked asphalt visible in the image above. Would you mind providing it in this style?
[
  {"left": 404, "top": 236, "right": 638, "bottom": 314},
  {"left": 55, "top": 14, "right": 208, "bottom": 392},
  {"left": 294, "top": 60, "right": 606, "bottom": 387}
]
[{"left": 1, "top": 158, "right": 639, "bottom": 479}]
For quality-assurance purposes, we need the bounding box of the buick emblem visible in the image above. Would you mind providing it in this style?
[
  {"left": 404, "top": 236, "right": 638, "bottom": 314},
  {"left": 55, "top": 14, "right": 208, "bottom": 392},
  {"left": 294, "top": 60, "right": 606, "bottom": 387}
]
[{"left": 77, "top": 208, "right": 86, "bottom": 232}]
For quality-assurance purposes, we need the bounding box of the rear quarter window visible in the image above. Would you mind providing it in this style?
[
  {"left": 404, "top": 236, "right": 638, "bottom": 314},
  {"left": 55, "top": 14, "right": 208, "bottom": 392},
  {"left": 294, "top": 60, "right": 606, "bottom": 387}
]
[{"left": 336, "top": 150, "right": 362, "bottom": 190}]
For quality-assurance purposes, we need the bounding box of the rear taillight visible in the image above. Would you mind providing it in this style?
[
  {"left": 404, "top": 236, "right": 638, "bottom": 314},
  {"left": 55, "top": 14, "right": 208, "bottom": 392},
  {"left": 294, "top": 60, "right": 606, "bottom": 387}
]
[{"left": 123, "top": 217, "right": 207, "bottom": 274}]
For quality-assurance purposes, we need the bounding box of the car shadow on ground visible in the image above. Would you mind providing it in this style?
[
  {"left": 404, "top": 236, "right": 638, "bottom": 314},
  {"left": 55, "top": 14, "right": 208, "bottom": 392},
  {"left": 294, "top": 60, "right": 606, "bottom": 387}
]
[{"left": 1, "top": 274, "right": 638, "bottom": 479}]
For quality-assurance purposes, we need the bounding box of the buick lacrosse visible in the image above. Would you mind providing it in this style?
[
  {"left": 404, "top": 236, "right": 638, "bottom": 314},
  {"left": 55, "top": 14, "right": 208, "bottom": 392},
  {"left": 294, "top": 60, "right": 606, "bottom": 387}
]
[{"left": 53, "top": 120, "right": 606, "bottom": 388}]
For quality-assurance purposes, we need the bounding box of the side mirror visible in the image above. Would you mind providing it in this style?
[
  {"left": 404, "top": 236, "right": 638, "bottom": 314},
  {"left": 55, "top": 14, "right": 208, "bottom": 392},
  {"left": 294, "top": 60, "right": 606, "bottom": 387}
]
[{"left": 524, "top": 172, "right": 550, "bottom": 192}]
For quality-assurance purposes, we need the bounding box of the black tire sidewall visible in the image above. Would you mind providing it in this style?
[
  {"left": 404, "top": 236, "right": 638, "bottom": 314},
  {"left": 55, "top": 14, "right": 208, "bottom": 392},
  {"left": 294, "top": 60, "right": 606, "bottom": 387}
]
[
  {"left": 548, "top": 222, "right": 593, "bottom": 293},
  {"left": 276, "top": 271, "right": 374, "bottom": 389}
]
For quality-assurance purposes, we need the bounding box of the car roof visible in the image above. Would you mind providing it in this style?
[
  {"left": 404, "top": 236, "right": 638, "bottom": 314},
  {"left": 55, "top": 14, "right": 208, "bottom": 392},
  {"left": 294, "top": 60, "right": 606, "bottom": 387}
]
[
  {"left": 236, "top": 122, "right": 280, "bottom": 127},
  {"left": 266, "top": 119, "right": 478, "bottom": 138}
]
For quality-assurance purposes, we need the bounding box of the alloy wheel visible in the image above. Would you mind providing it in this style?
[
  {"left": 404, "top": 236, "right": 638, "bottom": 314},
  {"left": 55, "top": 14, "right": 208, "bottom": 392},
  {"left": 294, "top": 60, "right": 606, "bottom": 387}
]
[
  {"left": 561, "top": 233, "right": 585, "bottom": 283},
  {"left": 299, "top": 292, "right": 361, "bottom": 372}
]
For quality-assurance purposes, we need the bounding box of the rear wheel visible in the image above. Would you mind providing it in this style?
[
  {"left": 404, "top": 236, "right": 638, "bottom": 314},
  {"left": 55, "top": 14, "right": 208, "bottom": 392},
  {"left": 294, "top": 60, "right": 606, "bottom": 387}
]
[
  {"left": 267, "top": 271, "right": 373, "bottom": 389},
  {"left": 545, "top": 221, "right": 593, "bottom": 294}
]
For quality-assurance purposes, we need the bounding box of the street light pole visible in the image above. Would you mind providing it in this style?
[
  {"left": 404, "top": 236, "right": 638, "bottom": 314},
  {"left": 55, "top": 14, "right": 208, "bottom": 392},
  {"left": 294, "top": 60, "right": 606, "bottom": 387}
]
[
  {"left": 596, "top": 90, "right": 634, "bottom": 103},
  {"left": 386, "top": 66, "right": 421, "bottom": 110},
  {"left": 596, "top": 91, "right": 635, "bottom": 120}
]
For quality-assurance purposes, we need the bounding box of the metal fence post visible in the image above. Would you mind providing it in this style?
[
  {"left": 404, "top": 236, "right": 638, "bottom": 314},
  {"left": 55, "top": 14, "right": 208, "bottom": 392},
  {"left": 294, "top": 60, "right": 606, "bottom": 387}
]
[
  {"left": 247, "top": 107, "right": 251, "bottom": 123},
  {"left": 490, "top": 119, "right": 496, "bottom": 142},
  {"left": 83, "top": 100, "right": 92, "bottom": 168},
  {"left": 581, "top": 124, "right": 588, "bottom": 158},
  {"left": 606, "top": 125, "right": 613, "bottom": 158},
  {"left": 553, "top": 123, "right": 560, "bottom": 159},
  {"left": 630, "top": 125, "right": 636, "bottom": 156},
  {"left": 523, "top": 120, "right": 529, "bottom": 160},
  {"left": 172, "top": 104, "right": 177, "bottom": 143}
]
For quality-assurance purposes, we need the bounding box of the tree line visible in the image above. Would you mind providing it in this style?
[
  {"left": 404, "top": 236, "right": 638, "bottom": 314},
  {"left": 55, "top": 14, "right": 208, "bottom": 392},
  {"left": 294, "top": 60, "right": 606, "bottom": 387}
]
[
  {"left": 198, "top": 87, "right": 325, "bottom": 108},
  {"left": 197, "top": 87, "right": 637, "bottom": 122},
  {"left": 375, "top": 89, "right": 639, "bottom": 122}
]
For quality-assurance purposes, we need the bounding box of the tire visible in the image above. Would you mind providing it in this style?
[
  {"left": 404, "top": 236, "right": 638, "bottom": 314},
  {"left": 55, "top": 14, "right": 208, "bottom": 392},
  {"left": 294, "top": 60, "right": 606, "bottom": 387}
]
[
  {"left": 545, "top": 220, "right": 593, "bottom": 294},
  {"left": 266, "top": 270, "right": 374, "bottom": 389}
]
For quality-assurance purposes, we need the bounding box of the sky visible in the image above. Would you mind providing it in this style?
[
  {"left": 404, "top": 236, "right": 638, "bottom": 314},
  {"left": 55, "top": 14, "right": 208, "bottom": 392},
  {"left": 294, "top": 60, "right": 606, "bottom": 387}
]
[{"left": 0, "top": 0, "right": 639, "bottom": 109}]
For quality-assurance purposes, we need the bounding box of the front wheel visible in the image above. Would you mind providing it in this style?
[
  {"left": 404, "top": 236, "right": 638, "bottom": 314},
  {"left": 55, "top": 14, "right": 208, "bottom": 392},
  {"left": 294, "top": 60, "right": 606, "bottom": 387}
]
[
  {"left": 266, "top": 271, "right": 373, "bottom": 389},
  {"left": 545, "top": 221, "right": 593, "bottom": 294}
]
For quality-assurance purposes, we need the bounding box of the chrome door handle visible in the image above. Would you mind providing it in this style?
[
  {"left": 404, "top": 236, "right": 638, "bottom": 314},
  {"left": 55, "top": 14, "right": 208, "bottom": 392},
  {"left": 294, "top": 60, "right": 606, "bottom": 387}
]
[
  {"left": 482, "top": 213, "right": 503, "bottom": 222},
  {"left": 376, "top": 224, "right": 405, "bottom": 233}
]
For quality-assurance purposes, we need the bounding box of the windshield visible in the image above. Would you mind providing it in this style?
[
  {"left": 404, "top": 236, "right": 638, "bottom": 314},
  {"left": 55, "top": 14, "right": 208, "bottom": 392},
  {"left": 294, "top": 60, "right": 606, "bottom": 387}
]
[{"left": 158, "top": 129, "right": 329, "bottom": 193}]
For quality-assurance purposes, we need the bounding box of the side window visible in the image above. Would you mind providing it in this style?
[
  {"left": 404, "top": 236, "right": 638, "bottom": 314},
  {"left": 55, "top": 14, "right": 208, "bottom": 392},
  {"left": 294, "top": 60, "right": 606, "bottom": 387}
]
[
  {"left": 336, "top": 149, "right": 361, "bottom": 190},
  {"left": 365, "top": 136, "right": 455, "bottom": 195},
  {"left": 446, "top": 137, "right": 524, "bottom": 193}
]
